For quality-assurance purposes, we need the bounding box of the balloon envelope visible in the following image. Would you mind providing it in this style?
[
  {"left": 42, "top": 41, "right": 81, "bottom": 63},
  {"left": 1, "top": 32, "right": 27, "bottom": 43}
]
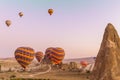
[
  {"left": 19, "top": 12, "right": 23, "bottom": 17},
  {"left": 35, "top": 51, "right": 44, "bottom": 62},
  {"left": 5, "top": 20, "right": 11, "bottom": 27},
  {"left": 14, "top": 47, "right": 35, "bottom": 69},
  {"left": 48, "top": 9, "right": 53, "bottom": 15},
  {"left": 45, "top": 47, "right": 65, "bottom": 64},
  {"left": 80, "top": 61, "right": 88, "bottom": 67}
]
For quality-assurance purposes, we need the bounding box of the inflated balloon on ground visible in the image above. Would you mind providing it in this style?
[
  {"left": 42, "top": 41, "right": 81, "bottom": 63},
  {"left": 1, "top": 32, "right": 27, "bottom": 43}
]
[
  {"left": 80, "top": 61, "right": 88, "bottom": 67},
  {"left": 45, "top": 47, "right": 65, "bottom": 64},
  {"left": 14, "top": 47, "right": 35, "bottom": 69},
  {"left": 35, "top": 51, "right": 44, "bottom": 62}
]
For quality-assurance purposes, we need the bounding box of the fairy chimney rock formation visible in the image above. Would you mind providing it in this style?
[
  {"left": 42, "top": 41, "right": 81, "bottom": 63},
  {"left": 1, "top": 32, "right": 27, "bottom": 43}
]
[{"left": 90, "top": 23, "right": 120, "bottom": 80}]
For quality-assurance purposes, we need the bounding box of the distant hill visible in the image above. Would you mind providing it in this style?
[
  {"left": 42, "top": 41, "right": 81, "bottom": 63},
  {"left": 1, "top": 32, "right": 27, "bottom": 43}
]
[
  {"left": 63, "top": 57, "right": 96, "bottom": 63},
  {"left": 0, "top": 57, "right": 15, "bottom": 60},
  {"left": 0, "top": 57, "right": 96, "bottom": 64}
]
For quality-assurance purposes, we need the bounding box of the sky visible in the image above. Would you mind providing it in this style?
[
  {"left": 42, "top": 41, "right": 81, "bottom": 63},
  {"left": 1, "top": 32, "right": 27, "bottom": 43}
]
[{"left": 0, "top": 0, "right": 120, "bottom": 59}]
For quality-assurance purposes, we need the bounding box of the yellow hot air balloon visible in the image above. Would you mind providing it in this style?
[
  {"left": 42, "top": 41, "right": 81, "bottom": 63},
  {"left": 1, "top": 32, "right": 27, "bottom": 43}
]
[
  {"left": 5, "top": 20, "right": 11, "bottom": 27},
  {"left": 48, "top": 9, "right": 53, "bottom": 16},
  {"left": 14, "top": 47, "right": 35, "bottom": 70},
  {"left": 44, "top": 47, "right": 65, "bottom": 65},
  {"left": 35, "top": 51, "right": 44, "bottom": 63},
  {"left": 19, "top": 12, "right": 23, "bottom": 17}
]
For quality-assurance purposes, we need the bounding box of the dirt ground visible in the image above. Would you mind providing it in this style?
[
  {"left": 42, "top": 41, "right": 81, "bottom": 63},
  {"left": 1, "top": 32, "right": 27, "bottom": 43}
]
[
  {"left": 0, "top": 70, "right": 90, "bottom": 80},
  {"left": 34, "top": 71, "right": 90, "bottom": 80},
  {"left": 0, "top": 58, "right": 93, "bottom": 80}
]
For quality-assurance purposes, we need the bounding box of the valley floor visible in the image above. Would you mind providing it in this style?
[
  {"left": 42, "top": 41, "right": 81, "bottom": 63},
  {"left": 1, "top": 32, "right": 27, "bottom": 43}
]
[{"left": 0, "top": 70, "right": 90, "bottom": 80}]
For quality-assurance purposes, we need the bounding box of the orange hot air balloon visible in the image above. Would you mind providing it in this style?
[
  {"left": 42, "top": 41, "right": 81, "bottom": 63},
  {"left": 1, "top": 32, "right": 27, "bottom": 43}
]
[
  {"left": 14, "top": 47, "right": 35, "bottom": 70},
  {"left": 19, "top": 12, "right": 23, "bottom": 17},
  {"left": 35, "top": 51, "right": 44, "bottom": 62},
  {"left": 45, "top": 47, "right": 65, "bottom": 65},
  {"left": 48, "top": 9, "right": 53, "bottom": 15},
  {"left": 80, "top": 61, "right": 88, "bottom": 68},
  {"left": 5, "top": 20, "right": 11, "bottom": 27}
]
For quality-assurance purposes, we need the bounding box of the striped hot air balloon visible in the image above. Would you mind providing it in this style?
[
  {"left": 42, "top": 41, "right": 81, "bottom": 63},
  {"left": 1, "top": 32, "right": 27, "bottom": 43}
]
[
  {"left": 45, "top": 47, "right": 65, "bottom": 65},
  {"left": 35, "top": 51, "right": 44, "bottom": 62},
  {"left": 14, "top": 47, "right": 35, "bottom": 70}
]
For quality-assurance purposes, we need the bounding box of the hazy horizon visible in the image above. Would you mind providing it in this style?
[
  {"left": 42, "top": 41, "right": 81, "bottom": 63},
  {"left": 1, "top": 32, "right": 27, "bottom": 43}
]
[{"left": 0, "top": 0, "right": 120, "bottom": 59}]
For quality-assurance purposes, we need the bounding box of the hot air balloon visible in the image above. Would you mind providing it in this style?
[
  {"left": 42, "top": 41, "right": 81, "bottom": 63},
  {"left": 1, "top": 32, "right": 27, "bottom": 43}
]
[
  {"left": 48, "top": 9, "right": 53, "bottom": 16},
  {"left": 5, "top": 20, "right": 11, "bottom": 27},
  {"left": 35, "top": 51, "right": 44, "bottom": 63},
  {"left": 44, "top": 47, "right": 65, "bottom": 65},
  {"left": 14, "top": 47, "right": 35, "bottom": 70},
  {"left": 80, "top": 61, "right": 88, "bottom": 68},
  {"left": 19, "top": 12, "right": 23, "bottom": 17}
]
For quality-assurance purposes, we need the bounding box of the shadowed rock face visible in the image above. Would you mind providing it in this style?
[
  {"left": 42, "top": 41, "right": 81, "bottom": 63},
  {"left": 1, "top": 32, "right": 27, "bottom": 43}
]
[{"left": 90, "top": 23, "right": 120, "bottom": 80}]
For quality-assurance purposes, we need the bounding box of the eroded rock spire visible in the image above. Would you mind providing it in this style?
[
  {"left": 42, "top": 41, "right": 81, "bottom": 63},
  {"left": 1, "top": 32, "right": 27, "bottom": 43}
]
[{"left": 90, "top": 23, "right": 120, "bottom": 80}]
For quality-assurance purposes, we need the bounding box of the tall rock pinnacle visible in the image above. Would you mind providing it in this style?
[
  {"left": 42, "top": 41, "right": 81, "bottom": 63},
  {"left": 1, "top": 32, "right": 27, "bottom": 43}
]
[{"left": 90, "top": 23, "right": 120, "bottom": 80}]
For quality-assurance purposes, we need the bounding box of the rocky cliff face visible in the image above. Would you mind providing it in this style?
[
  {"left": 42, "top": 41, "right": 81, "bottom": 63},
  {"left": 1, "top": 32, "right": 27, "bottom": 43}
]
[{"left": 90, "top": 23, "right": 120, "bottom": 80}]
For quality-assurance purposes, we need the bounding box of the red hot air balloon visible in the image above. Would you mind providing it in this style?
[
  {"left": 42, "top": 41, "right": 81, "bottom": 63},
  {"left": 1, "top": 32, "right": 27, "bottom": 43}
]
[
  {"left": 80, "top": 61, "right": 88, "bottom": 68},
  {"left": 35, "top": 51, "right": 44, "bottom": 63},
  {"left": 14, "top": 47, "right": 35, "bottom": 70},
  {"left": 45, "top": 47, "right": 65, "bottom": 65}
]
